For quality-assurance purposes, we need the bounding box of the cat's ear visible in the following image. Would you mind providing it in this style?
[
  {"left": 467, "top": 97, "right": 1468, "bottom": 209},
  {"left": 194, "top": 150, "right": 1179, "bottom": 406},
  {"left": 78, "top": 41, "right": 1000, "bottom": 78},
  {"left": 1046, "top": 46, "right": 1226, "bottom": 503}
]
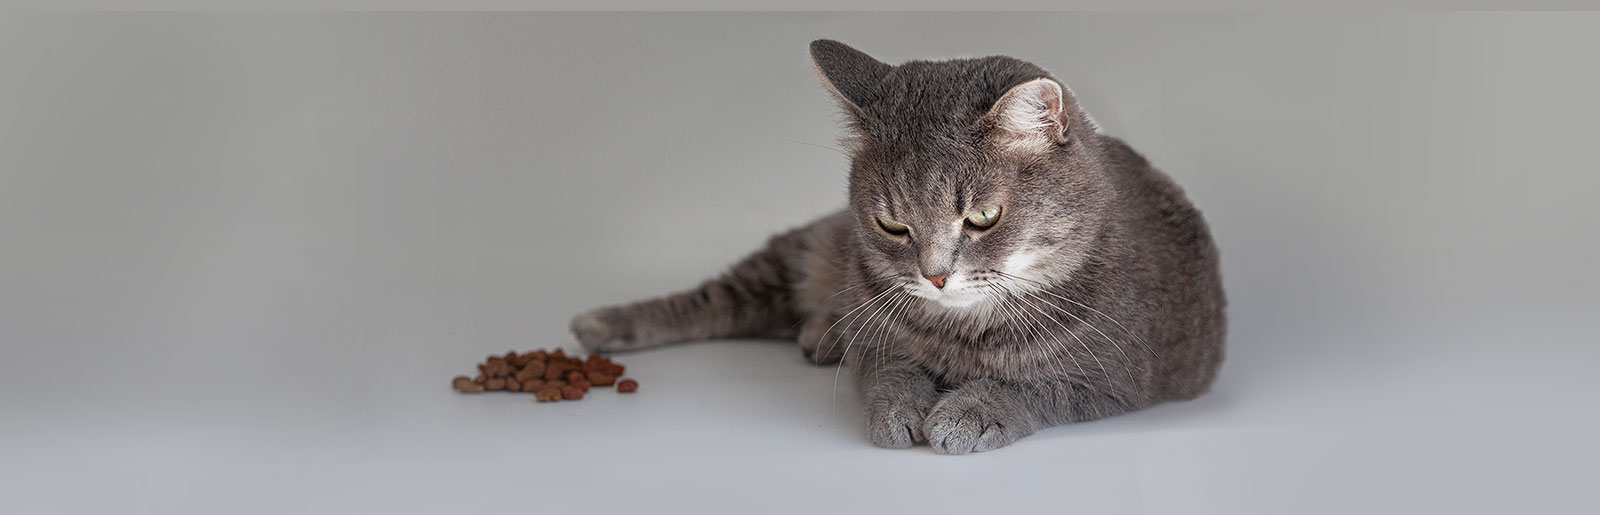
[
  {"left": 984, "top": 78, "right": 1070, "bottom": 151},
  {"left": 809, "top": 39, "right": 892, "bottom": 113}
]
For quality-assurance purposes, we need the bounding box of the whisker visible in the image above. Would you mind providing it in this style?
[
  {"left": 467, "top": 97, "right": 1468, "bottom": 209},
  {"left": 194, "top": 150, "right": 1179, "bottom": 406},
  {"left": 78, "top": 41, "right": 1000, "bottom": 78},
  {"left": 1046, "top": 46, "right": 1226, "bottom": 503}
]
[
  {"left": 782, "top": 138, "right": 851, "bottom": 157},
  {"left": 985, "top": 284, "right": 1105, "bottom": 420},
  {"left": 859, "top": 291, "right": 908, "bottom": 386},
  {"left": 871, "top": 292, "right": 916, "bottom": 385},
  {"left": 985, "top": 285, "right": 1064, "bottom": 379},
  {"left": 818, "top": 285, "right": 899, "bottom": 361},
  {"left": 998, "top": 281, "right": 1116, "bottom": 391},
  {"left": 996, "top": 271, "right": 1159, "bottom": 359},
  {"left": 791, "top": 274, "right": 900, "bottom": 330},
  {"left": 989, "top": 283, "right": 1093, "bottom": 384},
  {"left": 822, "top": 274, "right": 901, "bottom": 301},
  {"left": 832, "top": 289, "right": 905, "bottom": 416},
  {"left": 1015, "top": 287, "right": 1146, "bottom": 375}
]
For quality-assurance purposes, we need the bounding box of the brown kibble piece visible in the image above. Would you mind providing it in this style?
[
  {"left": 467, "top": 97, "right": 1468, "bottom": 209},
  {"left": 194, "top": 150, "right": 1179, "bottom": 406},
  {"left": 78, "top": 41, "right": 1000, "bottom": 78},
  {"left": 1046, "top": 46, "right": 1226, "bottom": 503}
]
[
  {"left": 452, "top": 376, "right": 473, "bottom": 391},
  {"left": 606, "top": 364, "right": 625, "bottom": 377},
  {"left": 534, "top": 387, "right": 561, "bottom": 402},
  {"left": 473, "top": 374, "right": 486, "bottom": 384},
  {"left": 543, "top": 366, "right": 564, "bottom": 382},
  {"left": 565, "top": 370, "right": 585, "bottom": 383},
  {"left": 617, "top": 379, "right": 638, "bottom": 393},
  {"left": 586, "top": 371, "right": 616, "bottom": 386},
  {"left": 484, "top": 358, "right": 513, "bottom": 378},
  {"left": 514, "top": 367, "right": 540, "bottom": 383},
  {"left": 570, "top": 378, "right": 591, "bottom": 392},
  {"left": 484, "top": 378, "right": 506, "bottom": 391},
  {"left": 545, "top": 379, "right": 567, "bottom": 389},
  {"left": 561, "top": 386, "right": 584, "bottom": 400},
  {"left": 550, "top": 348, "right": 566, "bottom": 360},
  {"left": 505, "top": 378, "right": 521, "bottom": 392},
  {"left": 459, "top": 382, "right": 485, "bottom": 393},
  {"left": 520, "top": 380, "right": 543, "bottom": 392}
]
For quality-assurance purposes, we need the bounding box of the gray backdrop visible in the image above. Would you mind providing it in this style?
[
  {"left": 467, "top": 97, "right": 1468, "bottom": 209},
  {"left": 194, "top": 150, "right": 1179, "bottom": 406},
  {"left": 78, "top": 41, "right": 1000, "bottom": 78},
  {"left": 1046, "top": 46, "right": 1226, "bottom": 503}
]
[{"left": 2, "top": 12, "right": 1596, "bottom": 514}]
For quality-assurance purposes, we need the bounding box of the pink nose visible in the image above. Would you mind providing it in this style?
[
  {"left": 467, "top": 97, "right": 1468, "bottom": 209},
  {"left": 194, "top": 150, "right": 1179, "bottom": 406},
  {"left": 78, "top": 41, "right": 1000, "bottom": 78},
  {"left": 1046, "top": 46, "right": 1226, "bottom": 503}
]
[{"left": 923, "top": 274, "right": 949, "bottom": 288}]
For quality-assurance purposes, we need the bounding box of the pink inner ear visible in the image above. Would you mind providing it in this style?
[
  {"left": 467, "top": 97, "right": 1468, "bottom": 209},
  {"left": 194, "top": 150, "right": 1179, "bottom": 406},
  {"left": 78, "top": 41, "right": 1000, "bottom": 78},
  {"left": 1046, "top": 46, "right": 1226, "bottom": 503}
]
[
  {"left": 992, "top": 79, "right": 1069, "bottom": 141},
  {"left": 1040, "top": 87, "right": 1063, "bottom": 124}
]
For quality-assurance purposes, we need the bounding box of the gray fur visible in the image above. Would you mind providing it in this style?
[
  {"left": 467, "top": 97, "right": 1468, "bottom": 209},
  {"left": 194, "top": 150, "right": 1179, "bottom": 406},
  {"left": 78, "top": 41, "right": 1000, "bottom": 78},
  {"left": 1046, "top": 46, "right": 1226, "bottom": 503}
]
[{"left": 571, "top": 40, "right": 1225, "bottom": 454}]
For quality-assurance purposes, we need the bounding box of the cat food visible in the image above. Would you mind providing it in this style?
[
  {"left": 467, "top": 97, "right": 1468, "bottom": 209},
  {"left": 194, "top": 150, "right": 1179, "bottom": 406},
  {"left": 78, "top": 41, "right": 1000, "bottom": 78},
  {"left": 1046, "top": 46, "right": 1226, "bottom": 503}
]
[
  {"left": 451, "top": 348, "right": 636, "bottom": 403},
  {"left": 452, "top": 376, "right": 486, "bottom": 393},
  {"left": 586, "top": 371, "right": 616, "bottom": 386}
]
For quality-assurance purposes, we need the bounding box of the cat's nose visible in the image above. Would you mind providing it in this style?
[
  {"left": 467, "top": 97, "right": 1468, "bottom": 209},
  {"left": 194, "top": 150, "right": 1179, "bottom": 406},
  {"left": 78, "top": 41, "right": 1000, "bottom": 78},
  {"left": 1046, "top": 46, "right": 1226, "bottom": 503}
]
[{"left": 923, "top": 274, "right": 950, "bottom": 289}]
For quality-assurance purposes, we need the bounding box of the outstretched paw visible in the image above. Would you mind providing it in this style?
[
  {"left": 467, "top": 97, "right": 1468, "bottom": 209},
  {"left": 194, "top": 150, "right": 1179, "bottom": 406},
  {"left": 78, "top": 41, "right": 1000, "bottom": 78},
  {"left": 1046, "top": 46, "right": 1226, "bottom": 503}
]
[{"left": 569, "top": 307, "right": 638, "bottom": 352}]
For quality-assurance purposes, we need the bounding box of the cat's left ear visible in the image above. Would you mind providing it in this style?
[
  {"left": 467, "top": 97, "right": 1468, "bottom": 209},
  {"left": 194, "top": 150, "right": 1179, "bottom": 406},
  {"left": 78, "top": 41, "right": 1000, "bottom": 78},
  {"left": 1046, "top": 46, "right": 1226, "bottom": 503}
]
[{"left": 983, "top": 78, "right": 1069, "bottom": 151}]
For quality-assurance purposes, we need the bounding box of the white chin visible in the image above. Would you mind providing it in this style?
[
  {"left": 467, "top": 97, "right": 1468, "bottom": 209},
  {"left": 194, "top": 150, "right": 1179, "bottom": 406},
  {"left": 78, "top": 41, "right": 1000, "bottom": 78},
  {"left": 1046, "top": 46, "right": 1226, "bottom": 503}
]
[{"left": 910, "top": 289, "right": 985, "bottom": 309}]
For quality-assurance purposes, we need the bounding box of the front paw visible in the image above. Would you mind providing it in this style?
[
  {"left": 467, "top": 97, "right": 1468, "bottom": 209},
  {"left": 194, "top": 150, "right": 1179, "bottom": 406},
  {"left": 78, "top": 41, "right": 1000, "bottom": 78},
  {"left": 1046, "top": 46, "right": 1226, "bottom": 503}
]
[
  {"left": 865, "top": 398, "right": 930, "bottom": 449},
  {"left": 569, "top": 307, "right": 637, "bottom": 352},
  {"left": 923, "top": 387, "right": 1032, "bottom": 455}
]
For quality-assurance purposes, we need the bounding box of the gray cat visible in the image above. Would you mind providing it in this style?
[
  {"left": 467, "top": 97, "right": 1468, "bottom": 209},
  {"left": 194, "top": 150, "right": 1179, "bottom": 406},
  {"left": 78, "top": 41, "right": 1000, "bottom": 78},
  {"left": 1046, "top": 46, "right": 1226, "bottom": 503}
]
[{"left": 571, "top": 40, "right": 1225, "bottom": 454}]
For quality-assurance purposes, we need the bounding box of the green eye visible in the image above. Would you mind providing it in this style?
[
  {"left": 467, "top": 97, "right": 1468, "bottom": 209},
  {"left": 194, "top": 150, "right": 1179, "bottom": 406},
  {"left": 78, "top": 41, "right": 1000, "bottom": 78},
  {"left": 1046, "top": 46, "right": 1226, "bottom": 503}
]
[
  {"left": 877, "top": 217, "right": 910, "bottom": 235},
  {"left": 966, "top": 207, "right": 1001, "bottom": 229}
]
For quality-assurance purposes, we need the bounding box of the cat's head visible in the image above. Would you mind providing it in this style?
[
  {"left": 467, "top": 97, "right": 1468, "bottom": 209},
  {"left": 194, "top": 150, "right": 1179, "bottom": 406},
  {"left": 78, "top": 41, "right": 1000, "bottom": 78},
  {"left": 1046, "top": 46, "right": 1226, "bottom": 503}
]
[{"left": 810, "top": 40, "right": 1112, "bottom": 310}]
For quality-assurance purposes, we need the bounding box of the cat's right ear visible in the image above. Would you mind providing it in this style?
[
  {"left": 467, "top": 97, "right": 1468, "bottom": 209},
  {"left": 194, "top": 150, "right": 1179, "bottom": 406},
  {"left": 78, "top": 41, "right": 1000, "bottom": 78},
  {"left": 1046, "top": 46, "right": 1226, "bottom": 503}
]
[{"left": 809, "top": 39, "right": 892, "bottom": 114}]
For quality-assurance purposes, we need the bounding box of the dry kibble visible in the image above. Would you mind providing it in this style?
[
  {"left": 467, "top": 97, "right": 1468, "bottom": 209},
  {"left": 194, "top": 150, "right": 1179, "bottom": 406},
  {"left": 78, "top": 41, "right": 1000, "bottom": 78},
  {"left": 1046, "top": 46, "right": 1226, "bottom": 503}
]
[
  {"left": 452, "top": 347, "right": 633, "bottom": 402},
  {"left": 586, "top": 371, "right": 616, "bottom": 386},
  {"left": 484, "top": 358, "right": 513, "bottom": 378},
  {"left": 515, "top": 363, "right": 544, "bottom": 383}
]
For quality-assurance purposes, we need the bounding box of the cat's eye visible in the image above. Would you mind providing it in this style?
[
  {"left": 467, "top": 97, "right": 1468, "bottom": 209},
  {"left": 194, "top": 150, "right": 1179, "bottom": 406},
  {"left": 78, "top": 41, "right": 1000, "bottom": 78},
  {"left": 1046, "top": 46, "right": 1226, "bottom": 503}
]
[
  {"left": 877, "top": 217, "right": 910, "bottom": 235},
  {"left": 966, "top": 207, "right": 1002, "bottom": 229}
]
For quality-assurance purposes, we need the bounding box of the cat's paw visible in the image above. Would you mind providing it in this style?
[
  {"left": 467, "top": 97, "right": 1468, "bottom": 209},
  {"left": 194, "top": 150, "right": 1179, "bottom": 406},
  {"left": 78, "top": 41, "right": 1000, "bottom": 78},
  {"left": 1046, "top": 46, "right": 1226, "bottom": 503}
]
[
  {"left": 796, "top": 318, "right": 844, "bottom": 366},
  {"left": 923, "top": 387, "right": 1032, "bottom": 455},
  {"left": 569, "top": 307, "right": 637, "bottom": 352},
  {"left": 865, "top": 400, "right": 928, "bottom": 449}
]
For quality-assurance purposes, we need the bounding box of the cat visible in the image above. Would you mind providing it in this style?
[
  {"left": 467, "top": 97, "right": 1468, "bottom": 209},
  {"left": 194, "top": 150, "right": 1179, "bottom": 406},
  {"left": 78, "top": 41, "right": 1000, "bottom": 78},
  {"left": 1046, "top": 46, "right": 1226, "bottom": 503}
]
[{"left": 570, "top": 40, "right": 1226, "bottom": 454}]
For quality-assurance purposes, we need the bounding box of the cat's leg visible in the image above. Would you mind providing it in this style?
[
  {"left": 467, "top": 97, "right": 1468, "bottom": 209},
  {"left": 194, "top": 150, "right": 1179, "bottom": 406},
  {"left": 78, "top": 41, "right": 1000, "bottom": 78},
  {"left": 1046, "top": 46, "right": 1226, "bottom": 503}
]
[
  {"left": 922, "top": 378, "right": 1134, "bottom": 454},
  {"left": 850, "top": 346, "right": 941, "bottom": 449},
  {"left": 571, "top": 212, "right": 848, "bottom": 353}
]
